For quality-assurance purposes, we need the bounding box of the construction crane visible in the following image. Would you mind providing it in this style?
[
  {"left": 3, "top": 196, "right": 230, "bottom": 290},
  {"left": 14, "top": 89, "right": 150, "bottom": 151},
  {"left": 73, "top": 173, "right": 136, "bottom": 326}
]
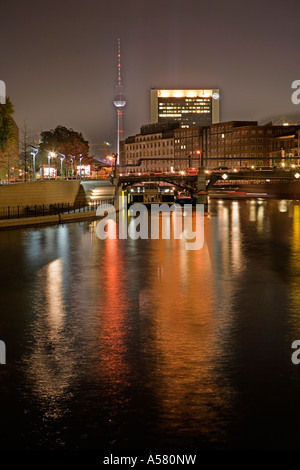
[
  {"left": 260, "top": 116, "right": 299, "bottom": 126},
  {"left": 89, "top": 141, "right": 112, "bottom": 159}
]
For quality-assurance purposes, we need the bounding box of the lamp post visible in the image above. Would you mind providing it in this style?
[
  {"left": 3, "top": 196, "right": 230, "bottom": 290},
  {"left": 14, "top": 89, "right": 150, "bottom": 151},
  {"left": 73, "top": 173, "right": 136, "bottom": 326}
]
[
  {"left": 59, "top": 153, "right": 65, "bottom": 180},
  {"left": 112, "top": 153, "right": 117, "bottom": 176},
  {"left": 29, "top": 146, "right": 39, "bottom": 181},
  {"left": 79, "top": 155, "right": 83, "bottom": 180},
  {"left": 107, "top": 153, "right": 117, "bottom": 177},
  {"left": 196, "top": 150, "right": 202, "bottom": 167},
  {"left": 70, "top": 155, "right": 74, "bottom": 179},
  {"left": 106, "top": 155, "right": 113, "bottom": 176},
  {"left": 47, "top": 151, "right": 56, "bottom": 179}
]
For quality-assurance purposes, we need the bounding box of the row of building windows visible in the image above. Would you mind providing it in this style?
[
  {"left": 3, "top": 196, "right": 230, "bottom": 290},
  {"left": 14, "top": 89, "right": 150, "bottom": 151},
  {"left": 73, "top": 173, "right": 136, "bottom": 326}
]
[
  {"left": 175, "top": 131, "right": 201, "bottom": 138},
  {"left": 135, "top": 134, "right": 164, "bottom": 142},
  {"left": 211, "top": 145, "right": 265, "bottom": 150},
  {"left": 211, "top": 128, "right": 272, "bottom": 135},
  {"left": 128, "top": 141, "right": 173, "bottom": 150},
  {"left": 211, "top": 137, "right": 266, "bottom": 143},
  {"left": 128, "top": 149, "right": 174, "bottom": 158},
  {"left": 210, "top": 153, "right": 265, "bottom": 158},
  {"left": 159, "top": 105, "right": 210, "bottom": 110}
]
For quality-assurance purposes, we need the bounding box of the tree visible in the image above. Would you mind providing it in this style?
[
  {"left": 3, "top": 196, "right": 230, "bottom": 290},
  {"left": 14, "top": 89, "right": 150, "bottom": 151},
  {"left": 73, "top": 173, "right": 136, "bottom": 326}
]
[
  {"left": 0, "top": 97, "right": 15, "bottom": 153},
  {"left": 19, "top": 121, "right": 35, "bottom": 182},
  {"left": 0, "top": 98, "right": 19, "bottom": 182},
  {"left": 38, "top": 125, "right": 90, "bottom": 176}
]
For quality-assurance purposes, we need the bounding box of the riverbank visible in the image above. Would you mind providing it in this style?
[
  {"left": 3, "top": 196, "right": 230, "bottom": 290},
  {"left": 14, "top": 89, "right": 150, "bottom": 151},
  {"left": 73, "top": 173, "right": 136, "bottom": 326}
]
[{"left": 0, "top": 179, "right": 116, "bottom": 230}]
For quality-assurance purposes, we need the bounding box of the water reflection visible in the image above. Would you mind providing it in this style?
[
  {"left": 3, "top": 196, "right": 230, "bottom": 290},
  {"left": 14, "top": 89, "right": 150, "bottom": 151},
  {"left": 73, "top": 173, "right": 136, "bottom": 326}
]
[
  {"left": 24, "top": 258, "right": 78, "bottom": 423},
  {"left": 94, "top": 237, "right": 131, "bottom": 391},
  {"left": 2, "top": 200, "right": 300, "bottom": 449},
  {"left": 288, "top": 204, "right": 300, "bottom": 337},
  {"left": 136, "top": 221, "right": 235, "bottom": 441}
]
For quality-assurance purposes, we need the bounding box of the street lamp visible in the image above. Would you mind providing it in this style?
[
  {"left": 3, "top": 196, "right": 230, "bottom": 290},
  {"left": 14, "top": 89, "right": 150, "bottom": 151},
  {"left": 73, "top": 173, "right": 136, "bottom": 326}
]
[
  {"left": 79, "top": 154, "right": 83, "bottom": 180},
  {"left": 29, "top": 146, "right": 39, "bottom": 181},
  {"left": 107, "top": 153, "right": 117, "bottom": 177},
  {"left": 70, "top": 155, "right": 75, "bottom": 178},
  {"left": 59, "top": 153, "right": 65, "bottom": 180},
  {"left": 47, "top": 151, "right": 56, "bottom": 179},
  {"left": 196, "top": 150, "right": 202, "bottom": 167}
]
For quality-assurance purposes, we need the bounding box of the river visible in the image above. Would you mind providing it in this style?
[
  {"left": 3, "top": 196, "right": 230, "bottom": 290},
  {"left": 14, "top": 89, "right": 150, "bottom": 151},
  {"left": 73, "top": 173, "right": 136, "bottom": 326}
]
[{"left": 0, "top": 197, "right": 300, "bottom": 450}]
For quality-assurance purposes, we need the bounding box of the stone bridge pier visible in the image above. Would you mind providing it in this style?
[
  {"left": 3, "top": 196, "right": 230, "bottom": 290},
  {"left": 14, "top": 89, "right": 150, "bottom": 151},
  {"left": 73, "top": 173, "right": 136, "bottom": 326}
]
[{"left": 194, "top": 168, "right": 208, "bottom": 210}]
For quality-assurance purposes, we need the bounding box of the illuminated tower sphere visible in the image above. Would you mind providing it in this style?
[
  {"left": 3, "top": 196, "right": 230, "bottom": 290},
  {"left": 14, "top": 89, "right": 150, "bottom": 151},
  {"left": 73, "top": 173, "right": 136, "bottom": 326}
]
[{"left": 113, "top": 38, "right": 126, "bottom": 165}]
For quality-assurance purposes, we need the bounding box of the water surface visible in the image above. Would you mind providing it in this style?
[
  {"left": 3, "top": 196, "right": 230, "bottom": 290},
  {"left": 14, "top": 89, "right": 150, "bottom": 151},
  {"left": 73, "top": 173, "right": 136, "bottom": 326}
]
[{"left": 0, "top": 198, "right": 300, "bottom": 450}]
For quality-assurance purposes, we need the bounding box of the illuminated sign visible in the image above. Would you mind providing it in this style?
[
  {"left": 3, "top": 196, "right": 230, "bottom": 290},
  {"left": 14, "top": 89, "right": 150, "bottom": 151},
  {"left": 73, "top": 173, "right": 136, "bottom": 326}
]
[
  {"left": 42, "top": 167, "right": 57, "bottom": 178},
  {"left": 157, "top": 89, "right": 213, "bottom": 99},
  {"left": 77, "top": 165, "right": 91, "bottom": 176}
]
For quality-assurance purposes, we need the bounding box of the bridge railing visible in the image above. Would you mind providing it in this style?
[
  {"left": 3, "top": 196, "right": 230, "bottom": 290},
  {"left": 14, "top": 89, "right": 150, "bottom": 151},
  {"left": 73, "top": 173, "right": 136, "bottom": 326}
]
[{"left": 0, "top": 198, "right": 115, "bottom": 220}]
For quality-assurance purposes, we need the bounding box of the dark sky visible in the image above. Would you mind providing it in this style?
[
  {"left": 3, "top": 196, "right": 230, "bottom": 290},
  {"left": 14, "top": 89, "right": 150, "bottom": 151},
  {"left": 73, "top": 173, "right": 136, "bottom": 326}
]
[{"left": 1, "top": 0, "right": 300, "bottom": 156}]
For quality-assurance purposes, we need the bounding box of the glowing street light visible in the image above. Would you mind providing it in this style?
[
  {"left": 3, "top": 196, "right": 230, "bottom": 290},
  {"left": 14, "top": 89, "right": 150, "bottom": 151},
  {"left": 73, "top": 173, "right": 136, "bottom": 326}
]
[
  {"left": 295, "top": 173, "right": 300, "bottom": 179},
  {"left": 222, "top": 173, "right": 228, "bottom": 180},
  {"left": 196, "top": 150, "right": 202, "bottom": 167},
  {"left": 59, "top": 153, "right": 65, "bottom": 180},
  {"left": 70, "top": 155, "right": 75, "bottom": 178},
  {"left": 47, "top": 151, "right": 56, "bottom": 180},
  {"left": 79, "top": 154, "right": 83, "bottom": 179},
  {"left": 106, "top": 153, "right": 117, "bottom": 176},
  {"left": 29, "top": 146, "right": 39, "bottom": 181}
]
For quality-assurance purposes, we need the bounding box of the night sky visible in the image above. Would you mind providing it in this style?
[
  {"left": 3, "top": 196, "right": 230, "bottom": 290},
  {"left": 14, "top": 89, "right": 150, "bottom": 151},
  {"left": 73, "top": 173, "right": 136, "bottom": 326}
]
[{"left": 1, "top": 0, "right": 300, "bottom": 156}]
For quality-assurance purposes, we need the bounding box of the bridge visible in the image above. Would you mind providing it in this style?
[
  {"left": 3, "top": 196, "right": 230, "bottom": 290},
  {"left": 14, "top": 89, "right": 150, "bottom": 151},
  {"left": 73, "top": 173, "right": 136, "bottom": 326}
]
[
  {"left": 117, "top": 173, "right": 198, "bottom": 194},
  {"left": 111, "top": 167, "right": 300, "bottom": 205},
  {"left": 113, "top": 171, "right": 208, "bottom": 206}
]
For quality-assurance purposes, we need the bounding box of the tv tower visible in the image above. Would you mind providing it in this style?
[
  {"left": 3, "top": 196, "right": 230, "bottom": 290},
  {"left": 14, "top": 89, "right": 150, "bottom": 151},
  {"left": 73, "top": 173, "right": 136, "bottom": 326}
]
[{"left": 113, "top": 38, "right": 126, "bottom": 165}]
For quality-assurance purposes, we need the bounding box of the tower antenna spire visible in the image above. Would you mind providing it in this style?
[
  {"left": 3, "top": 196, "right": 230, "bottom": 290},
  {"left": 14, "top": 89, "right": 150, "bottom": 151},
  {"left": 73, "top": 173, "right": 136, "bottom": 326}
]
[
  {"left": 117, "top": 38, "right": 122, "bottom": 87},
  {"left": 113, "top": 38, "right": 126, "bottom": 165}
]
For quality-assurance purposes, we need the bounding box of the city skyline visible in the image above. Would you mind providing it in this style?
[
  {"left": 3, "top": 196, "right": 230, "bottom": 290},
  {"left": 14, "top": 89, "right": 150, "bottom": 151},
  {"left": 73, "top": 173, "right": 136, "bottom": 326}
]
[{"left": 1, "top": 0, "right": 300, "bottom": 156}]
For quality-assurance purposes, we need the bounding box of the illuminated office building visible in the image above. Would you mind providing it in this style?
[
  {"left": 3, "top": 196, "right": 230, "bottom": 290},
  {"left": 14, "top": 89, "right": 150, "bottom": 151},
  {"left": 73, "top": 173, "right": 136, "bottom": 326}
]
[{"left": 150, "top": 88, "right": 220, "bottom": 127}]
